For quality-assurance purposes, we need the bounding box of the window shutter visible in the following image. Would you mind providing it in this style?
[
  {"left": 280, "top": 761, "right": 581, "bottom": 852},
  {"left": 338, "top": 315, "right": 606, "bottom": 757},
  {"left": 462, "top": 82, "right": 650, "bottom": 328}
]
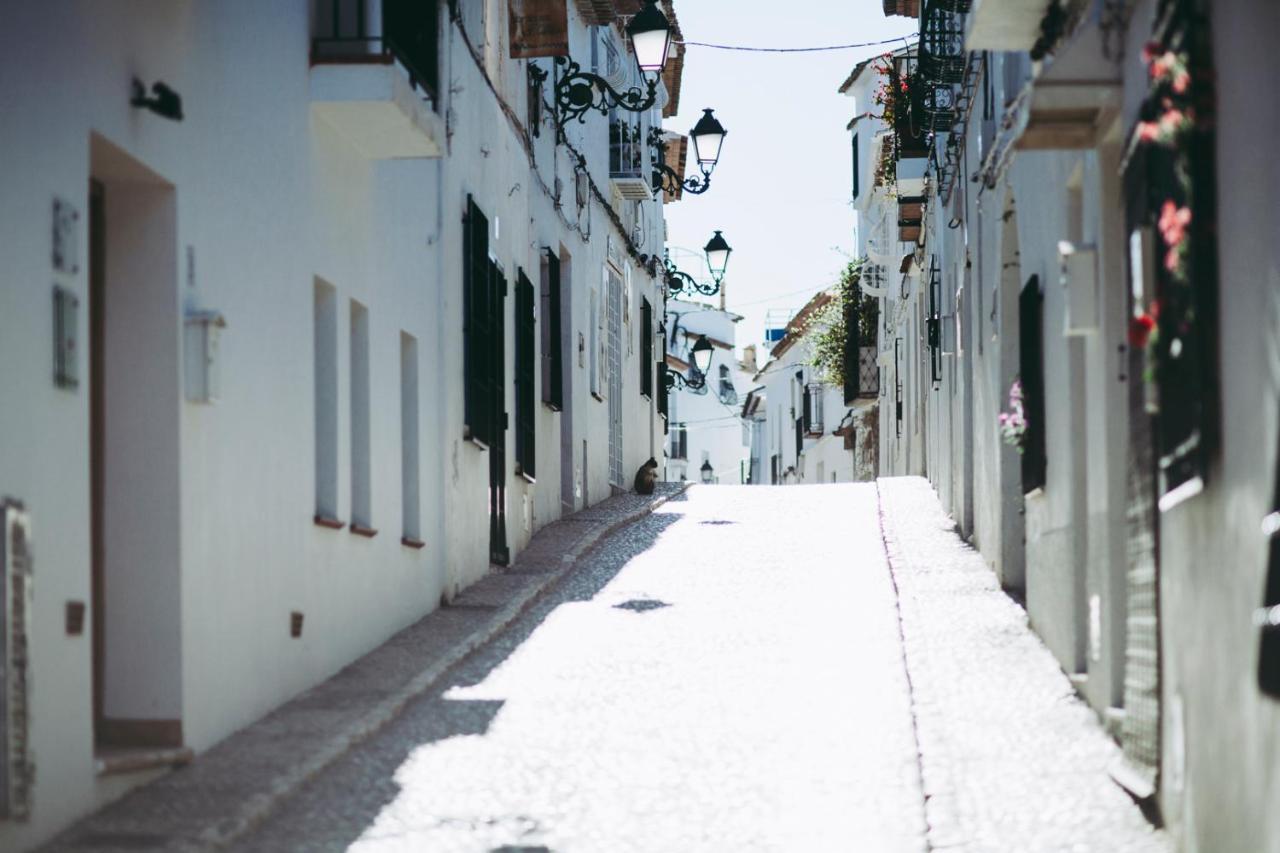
[
  {"left": 640, "top": 298, "right": 653, "bottom": 398},
  {"left": 1019, "top": 275, "right": 1046, "bottom": 492},
  {"left": 463, "top": 196, "right": 490, "bottom": 440},
  {"left": 541, "top": 249, "right": 564, "bottom": 410},
  {"left": 515, "top": 269, "right": 536, "bottom": 478}
]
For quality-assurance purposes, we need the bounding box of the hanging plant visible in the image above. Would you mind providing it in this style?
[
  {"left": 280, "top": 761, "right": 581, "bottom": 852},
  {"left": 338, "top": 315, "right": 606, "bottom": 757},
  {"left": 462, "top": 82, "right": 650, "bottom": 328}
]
[
  {"left": 1129, "top": 34, "right": 1201, "bottom": 394},
  {"left": 806, "top": 259, "right": 877, "bottom": 388},
  {"left": 998, "top": 378, "right": 1027, "bottom": 452},
  {"left": 871, "top": 53, "right": 912, "bottom": 191},
  {"left": 1129, "top": 1, "right": 1219, "bottom": 499}
]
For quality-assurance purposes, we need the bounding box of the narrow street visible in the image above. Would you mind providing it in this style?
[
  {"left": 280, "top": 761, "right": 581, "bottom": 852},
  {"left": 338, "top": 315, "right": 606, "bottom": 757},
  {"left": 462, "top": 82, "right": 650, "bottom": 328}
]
[{"left": 226, "top": 482, "right": 1163, "bottom": 853}]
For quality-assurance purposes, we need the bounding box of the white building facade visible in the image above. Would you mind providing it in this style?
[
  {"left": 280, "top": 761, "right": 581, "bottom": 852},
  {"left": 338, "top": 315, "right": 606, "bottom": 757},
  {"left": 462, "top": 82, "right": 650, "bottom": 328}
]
[
  {"left": 662, "top": 298, "right": 750, "bottom": 484},
  {"left": 867, "top": 0, "right": 1280, "bottom": 849},
  {"left": 0, "top": 1, "right": 687, "bottom": 849}
]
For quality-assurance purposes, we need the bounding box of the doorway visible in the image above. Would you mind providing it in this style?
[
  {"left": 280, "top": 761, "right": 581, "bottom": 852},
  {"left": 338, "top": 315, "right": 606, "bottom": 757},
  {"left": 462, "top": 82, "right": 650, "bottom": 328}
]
[{"left": 88, "top": 136, "right": 183, "bottom": 752}]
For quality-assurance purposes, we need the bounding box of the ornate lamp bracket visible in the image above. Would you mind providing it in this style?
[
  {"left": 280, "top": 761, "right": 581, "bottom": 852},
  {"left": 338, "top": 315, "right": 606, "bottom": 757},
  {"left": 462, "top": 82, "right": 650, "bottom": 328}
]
[
  {"left": 639, "top": 251, "right": 721, "bottom": 297},
  {"left": 553, "top": 55, "right": 659, "bottom": 129},
  {"left": 649, "top": 128, "right": 712, "bottom": 196}
]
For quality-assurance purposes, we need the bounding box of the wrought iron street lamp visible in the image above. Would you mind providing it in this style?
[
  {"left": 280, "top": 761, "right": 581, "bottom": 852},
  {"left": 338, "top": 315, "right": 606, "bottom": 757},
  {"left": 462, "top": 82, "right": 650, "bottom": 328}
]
[
  {"left": 552, "top": 0, "right": 673, "bottom": 128},
  {"left": 650, "top": 109, "right": 727, "bottom": 196},
  {"left": 648, "top": 251, "right": 718, "bottom": 297},
  {"left": 690, "top": 334, "right": 714, "bottom": 375},
  {"left": 664, "top": 335, "right": 714, "bottom": 393},
  {"left": 704, "top": 231, "right": 732, "bottom": 284},
  {"left": 700, "top": 460, "right": 714, "bottom": 484}
]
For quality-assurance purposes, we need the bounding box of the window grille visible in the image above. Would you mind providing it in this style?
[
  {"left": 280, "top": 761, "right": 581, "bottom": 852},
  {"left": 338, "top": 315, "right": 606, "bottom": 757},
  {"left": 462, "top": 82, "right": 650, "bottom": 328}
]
[
  {"left": 1019, "top": 275, "right": 1047, "bottom": 492},
  {"left": 515, "top": 269, "right": 536, "bottom": 479},
  {"left": 540, "top": 249, "right": 563, "bottom": 410},
  {"left": 804, "top": 384, "right": 825, "bottom": 436}
]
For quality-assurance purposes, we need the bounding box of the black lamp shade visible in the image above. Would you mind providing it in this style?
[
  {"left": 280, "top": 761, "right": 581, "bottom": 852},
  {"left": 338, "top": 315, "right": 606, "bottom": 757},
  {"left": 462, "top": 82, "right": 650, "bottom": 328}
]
[
  {"left": 700, "top": 460, "right": 714, "bottom": 483},
  {"left": 691, "top": 334, "right": 714, "bottom": 375},
  {"left": 690, "top": 109, "right": 726, "bottom": 168},
  {"left": 627, "top": 0, "right": 673, "bottom": 73},
  {"left": 704, "top": 231, "right": 732, "bottom": 281}
]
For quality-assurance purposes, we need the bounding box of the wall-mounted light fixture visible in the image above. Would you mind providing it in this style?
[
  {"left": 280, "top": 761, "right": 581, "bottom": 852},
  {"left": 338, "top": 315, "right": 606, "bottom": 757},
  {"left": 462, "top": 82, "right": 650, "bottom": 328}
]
[
  {"left": 700, "top": 459, "right": 715, "bottom": 484},
  {"left": 703, "top": 230, "right": 732, "bottom": 285},
  {"left": 131, "top": 78, "right": 184, "bottom": 121},
  {"left": 665, "top": 334, "right": 714, "bottom": 392},
  {"left": 650, "top": 109, "right": 727, "bottom": 196},
  {"left": 552, "top": 0, "right": 672, "bottom": 130}
]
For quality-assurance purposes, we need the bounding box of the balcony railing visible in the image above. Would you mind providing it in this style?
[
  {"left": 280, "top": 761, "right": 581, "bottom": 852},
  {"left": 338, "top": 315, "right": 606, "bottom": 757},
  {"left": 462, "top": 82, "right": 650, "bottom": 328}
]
[{"left": 312, "top": 0, "right": 440, "bottom": 104}]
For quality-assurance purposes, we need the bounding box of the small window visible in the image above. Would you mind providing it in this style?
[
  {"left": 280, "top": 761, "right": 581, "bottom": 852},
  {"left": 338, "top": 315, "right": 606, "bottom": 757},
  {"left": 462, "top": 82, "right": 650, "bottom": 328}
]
[
  {"left": 400, "top": 332, "right": 420, "bottom": 542},
  {"left": 669, "top": 425, "right": 688, "bottom": 459},
  {"left": 314, "top": 279, "right": 338, "bottom": 521},
  {"left": 350, "top": 300, "right": 371, "bottom": 529},
  {"left": 851, "top": 133, "right": 860, "bottom": 200}
]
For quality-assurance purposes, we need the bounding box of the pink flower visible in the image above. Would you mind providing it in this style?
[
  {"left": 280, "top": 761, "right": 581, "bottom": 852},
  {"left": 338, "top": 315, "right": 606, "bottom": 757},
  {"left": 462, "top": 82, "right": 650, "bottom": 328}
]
[
  {"left": 1137, "top": 121, "right": 1161, "bottom": 143},
  {"left": 1159, "top": 108, "right": 1187, "bottom": 134},
  {"left": 1158, "top": 201, "right": 1191, "bottom": 247},
  {"left": 1165, "top": 246, "right": 1183, "bottom": 274},
  {"left": 1171, "top": 70, "right": 1190, "bottom": 94}
]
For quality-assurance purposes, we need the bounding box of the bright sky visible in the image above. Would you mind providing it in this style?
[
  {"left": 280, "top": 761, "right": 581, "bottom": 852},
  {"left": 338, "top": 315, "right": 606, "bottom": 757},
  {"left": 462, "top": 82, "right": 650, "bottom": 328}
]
[{"left": 661, "top": 1, "right": 916, "bottom": 352}]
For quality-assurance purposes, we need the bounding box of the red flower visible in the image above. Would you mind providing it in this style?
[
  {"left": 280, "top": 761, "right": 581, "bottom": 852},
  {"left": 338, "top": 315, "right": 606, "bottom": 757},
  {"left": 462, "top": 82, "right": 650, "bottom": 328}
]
[
  {"left": 1141, "top": 41, "right": 1161, "bottom": 64},
  {"left": 1137, "top": 121, "right": 1160, "bottom": 143},
  {"left": 1129, "top": 313, "right": 1156, "bottom": 348}
]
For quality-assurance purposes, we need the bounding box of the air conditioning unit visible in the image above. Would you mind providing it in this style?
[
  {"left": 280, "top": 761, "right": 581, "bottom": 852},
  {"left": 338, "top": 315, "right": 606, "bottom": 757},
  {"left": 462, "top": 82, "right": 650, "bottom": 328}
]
[
  {"left": 0, "top": 499, "right": 34, "bottom": 821},
  {"left": 1060, "top": 241, "right": 1099, "bottom": 336}
]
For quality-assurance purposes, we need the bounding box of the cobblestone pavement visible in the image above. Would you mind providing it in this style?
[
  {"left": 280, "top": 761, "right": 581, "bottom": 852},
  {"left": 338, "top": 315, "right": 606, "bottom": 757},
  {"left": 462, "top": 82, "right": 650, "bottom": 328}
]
[
  {"left": 878, "top": 477, "right": 1166, "bottom": 853},
  {"left": 233, "top": 484, "right": 927, "bottom": 853},
  {"left": 40, "top": 486, "right": 687, "bottom": 853},
  {"left": 51, "top": 480, "right": 1168, "bottom": 853}
]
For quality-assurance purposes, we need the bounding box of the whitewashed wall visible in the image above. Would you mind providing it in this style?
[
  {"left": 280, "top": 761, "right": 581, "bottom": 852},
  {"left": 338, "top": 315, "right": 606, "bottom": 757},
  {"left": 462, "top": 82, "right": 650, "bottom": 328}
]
[{"left": 0, "top": 1, "right": 669, "bottom": 849}]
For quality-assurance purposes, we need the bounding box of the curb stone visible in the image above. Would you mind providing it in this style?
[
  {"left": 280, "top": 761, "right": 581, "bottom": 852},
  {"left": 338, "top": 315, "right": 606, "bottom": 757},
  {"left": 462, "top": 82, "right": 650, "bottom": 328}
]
[{"left": 41, "top": 483, "right": 691, "bottom": 853}]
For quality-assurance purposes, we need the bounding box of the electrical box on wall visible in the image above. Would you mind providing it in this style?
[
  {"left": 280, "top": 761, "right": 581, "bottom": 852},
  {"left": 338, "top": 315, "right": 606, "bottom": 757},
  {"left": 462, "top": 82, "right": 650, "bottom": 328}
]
[
  {"left": 184, "top": 310, "right": 226, "bottom": 403},
  {"left": 1060, "top": 241, "right": 1099, "bottom": 336}
]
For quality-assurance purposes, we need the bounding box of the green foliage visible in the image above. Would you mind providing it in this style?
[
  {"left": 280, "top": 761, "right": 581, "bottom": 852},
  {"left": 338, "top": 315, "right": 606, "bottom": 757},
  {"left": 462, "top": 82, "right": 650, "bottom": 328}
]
[{"left": 805, "top": 260, "right": 879, "bottom": 388}]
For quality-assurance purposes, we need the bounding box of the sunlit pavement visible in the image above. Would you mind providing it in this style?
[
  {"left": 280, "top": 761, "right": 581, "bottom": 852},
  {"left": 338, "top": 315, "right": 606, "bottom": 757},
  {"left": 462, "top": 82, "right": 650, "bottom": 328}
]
[{"left": 232, "top": 481, "right": 1165, "bottom": 853}]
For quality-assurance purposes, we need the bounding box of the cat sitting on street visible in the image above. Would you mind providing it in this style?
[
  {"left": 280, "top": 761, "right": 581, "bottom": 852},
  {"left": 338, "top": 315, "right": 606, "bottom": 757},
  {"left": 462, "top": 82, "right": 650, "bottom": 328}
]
[{"left": 633, "top": 457, "right": 658, "bottom": 495}]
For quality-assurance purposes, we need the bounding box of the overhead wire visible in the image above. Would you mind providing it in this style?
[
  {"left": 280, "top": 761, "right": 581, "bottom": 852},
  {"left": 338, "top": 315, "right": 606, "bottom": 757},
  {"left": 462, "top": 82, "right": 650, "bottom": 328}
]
[{"left": 676, "top": 34, "right": 918, "bottom": 53}]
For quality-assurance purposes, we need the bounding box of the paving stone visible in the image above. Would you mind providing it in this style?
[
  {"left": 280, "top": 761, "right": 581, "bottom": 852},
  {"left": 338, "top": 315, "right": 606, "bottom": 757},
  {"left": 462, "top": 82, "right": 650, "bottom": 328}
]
[{"left": 877, "top": 476, "right": 1167, "bottom": 853}]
